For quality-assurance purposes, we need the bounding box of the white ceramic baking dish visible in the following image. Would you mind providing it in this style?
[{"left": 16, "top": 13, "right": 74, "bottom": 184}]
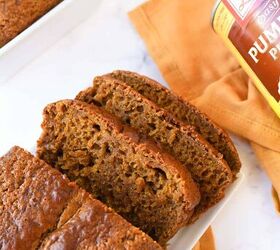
[{"left": 0, "top": 0, "right": 101, "bottom": 84}]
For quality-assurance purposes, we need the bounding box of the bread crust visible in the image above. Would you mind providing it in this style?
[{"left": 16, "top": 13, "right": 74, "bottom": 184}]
[
  {"left": 0, "top": 0, "right": 62, "bottom": 47},
  {"left": 0, "top": 146, "right": 162, "bottom": 250}
]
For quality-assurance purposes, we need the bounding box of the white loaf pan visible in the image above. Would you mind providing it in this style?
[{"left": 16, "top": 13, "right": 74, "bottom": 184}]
[{"left": 0, "top": 0, "right": 101, "bottom": 84}]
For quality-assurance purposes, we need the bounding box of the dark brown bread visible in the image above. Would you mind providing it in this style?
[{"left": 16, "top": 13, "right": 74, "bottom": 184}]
[
  {"left": 0, "top": 0, "right": 62, "bottom": 47},
  {"left": 108, "top": 70, "right": 241, "bottom": 177},
  {"left": 76, "top": 76, "right": 233, "bottom": 221},
  {"left": 0, "top": 146, "right": 162, "bottom": 250},
  {"left": 37, "top": 100, "right": 200, "bottom": 244},
  {"left": 40, "top": 188, "right": 162, "bottom": 250},
  {"left": 0, "top": 146, "right": 75, "bottom": 250}
]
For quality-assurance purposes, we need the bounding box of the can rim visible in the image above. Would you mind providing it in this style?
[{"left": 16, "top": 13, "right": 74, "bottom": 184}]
[{"left": 211, "top": 0, "right": 222, "bottom": 29}]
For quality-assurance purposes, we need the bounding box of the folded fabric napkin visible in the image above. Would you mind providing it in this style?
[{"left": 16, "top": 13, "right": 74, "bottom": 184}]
[{"left": 129, "top": 0, "right": 280, "bottom": 248}]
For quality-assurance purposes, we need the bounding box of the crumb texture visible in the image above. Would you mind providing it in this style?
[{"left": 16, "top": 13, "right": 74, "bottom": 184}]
[
  {"left": 76, "top": 76, "right": 233, "bottom": 220},
  {"left": 108, "top": 70, "right": 241, "bottom": 177},
  {"left": 37, "top": 100, "right": 200, "bottom": 244}
]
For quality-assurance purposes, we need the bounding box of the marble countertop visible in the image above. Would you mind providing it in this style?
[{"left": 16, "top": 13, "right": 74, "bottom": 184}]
[{"left": 0, "top": 1, "right": 279, "bottom": 249}]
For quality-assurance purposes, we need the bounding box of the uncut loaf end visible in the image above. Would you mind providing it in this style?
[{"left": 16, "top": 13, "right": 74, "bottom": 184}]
[
  {"left": 37, "top": 100, "right": 200, "bottom": 245},
  {"left": 0, "top": 146, "right": 162, "bottom": 250}
]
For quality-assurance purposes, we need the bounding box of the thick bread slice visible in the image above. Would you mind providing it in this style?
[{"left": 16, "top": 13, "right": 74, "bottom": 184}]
[
  {"left": 107, "top": 70, "right": 241, "bottom": 177},
  {"left": 37, "top": 100, "right": 200, "bottom": 244},
  {"left": 76, "top": 76, "right": 233, "bottom": 221},
  {"left": 0, "top": 146, "right": 162, "bottom": 250}
]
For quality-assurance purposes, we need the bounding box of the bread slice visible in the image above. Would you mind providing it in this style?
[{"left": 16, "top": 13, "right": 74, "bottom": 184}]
[
  {"left": 76, "top": 76, "right": 233, "bottom": 221},
  {"left": 36, "top": 100, "right": 200, "bottom": 244},
  {"left": 107, "top": 70, "right": 241, "bottom": 177},
  {"left": 0, "top": 146, "right": 162, "bottom": 250}
]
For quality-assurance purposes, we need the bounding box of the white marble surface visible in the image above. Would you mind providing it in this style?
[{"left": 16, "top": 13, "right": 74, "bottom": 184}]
[{"left": 0, "top": 1, "right": 279, "bottom": 249}]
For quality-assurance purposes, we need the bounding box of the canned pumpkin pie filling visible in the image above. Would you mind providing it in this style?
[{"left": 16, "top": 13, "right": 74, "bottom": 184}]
[{"left": 212, "top": 0, "right": 280, "bottom": 118}]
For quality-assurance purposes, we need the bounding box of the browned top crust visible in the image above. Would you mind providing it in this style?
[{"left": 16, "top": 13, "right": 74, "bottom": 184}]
[
  {"left": 0, "top": 146, "right": 76, "bottom": 250},
  {"left": 0, "top": 146, "right": 162, "bottom": 250},
  {"left": 40, "top": 189, "right": 163, "bottom": 250},
  {"left": 0, "top": 0, "right": 62, "bottom": 47},
  {"left": 108, "top": 70, "right": 241, "bottom": 177}
]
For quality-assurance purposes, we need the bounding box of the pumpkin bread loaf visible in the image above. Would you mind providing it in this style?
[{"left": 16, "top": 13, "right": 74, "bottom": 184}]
[
  {"left": 0, "top": 146, "right": 162, "bottom": 250},
  {"left": 37, "top": 100, "right": 200, "bottom": 244},
  {"left": 0, "top": 0, "right": 62, "bottom": 47},
  {"left": 76, "top": 76, "right": 233, "bottom": 221},
  {"left": 107, "top": 70, "right": 241, "bottom": 177}
]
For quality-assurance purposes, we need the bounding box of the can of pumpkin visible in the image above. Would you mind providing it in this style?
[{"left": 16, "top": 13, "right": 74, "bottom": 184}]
[{"left": 212, "top": 0, "right": 280, "bottom": 118}]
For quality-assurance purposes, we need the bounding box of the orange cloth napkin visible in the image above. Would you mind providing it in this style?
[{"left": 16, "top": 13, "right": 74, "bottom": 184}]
[
  {"left": 193, "top": 227, "right": 215, "bottom": 250},
  {"left": 129, "top": 0, "right": 280, "bottom": 248}
]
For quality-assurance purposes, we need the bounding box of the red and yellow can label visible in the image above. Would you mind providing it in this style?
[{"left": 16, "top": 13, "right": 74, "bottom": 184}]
[{"left": 212, "top": 0, "right": 280, "bottom": 118}]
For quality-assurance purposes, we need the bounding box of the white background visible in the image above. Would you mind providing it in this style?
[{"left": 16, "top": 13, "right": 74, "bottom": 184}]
[{"left": 0, "top": 1, "right": 280, "bottom": 249}]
